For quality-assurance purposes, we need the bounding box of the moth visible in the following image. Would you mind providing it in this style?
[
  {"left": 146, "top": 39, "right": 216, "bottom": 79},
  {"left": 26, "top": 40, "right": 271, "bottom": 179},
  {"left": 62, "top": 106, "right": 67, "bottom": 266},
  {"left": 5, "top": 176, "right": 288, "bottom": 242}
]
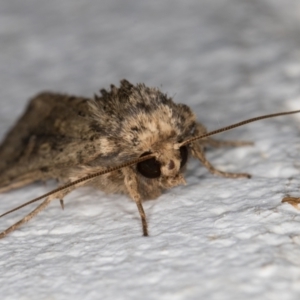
[{"left": 0, "top": 79, "right": 299, "bottom": 238}]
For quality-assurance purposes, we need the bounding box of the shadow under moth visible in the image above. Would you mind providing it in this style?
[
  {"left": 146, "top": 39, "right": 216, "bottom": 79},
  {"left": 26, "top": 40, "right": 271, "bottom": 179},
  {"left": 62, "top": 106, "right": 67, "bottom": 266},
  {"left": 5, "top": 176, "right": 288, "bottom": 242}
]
[{"left": 0, "top": 79, "right": 299, "bottom": 238}]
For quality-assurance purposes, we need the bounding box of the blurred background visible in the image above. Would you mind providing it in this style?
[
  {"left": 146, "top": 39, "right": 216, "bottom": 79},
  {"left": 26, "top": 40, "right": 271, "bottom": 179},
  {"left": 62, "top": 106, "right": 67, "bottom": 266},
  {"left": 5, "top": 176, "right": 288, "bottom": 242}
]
[
  {"left": 1, "top": 1, "right": 300, "bottom": 300},
  {"left": 1, "top": 0, "right": 300, "bottom": 128}
]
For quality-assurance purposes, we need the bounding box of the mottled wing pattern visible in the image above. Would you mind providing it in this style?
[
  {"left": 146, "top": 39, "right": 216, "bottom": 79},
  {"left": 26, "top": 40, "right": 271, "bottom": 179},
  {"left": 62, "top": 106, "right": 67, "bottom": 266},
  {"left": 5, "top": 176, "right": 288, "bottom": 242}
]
[{"left": 0, "top": 92, "right": 104, "bottom": 192}]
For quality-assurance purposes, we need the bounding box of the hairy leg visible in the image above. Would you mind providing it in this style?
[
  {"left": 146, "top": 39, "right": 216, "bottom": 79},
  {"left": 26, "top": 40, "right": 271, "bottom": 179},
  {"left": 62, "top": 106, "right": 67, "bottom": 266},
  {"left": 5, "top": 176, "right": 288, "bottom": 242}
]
[{"left": 191, "top": 142, "right": 251, "bottom": 179}]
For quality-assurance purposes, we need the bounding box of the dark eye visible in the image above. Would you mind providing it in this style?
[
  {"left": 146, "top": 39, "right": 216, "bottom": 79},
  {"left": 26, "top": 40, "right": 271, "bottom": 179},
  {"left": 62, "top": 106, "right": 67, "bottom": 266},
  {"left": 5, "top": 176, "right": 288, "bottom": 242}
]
[
  {"left": 180, "top": 146, "right": 188, "bottom": 168},
  {"left": 137, "top": 152, "right": 161, "bottom": 178}
]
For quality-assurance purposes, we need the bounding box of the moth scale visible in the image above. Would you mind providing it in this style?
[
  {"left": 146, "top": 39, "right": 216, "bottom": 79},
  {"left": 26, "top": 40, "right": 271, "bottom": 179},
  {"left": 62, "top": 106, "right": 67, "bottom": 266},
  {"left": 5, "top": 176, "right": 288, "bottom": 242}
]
[{"left": 0, "top": 79, "right": 299, "bottom": 238}]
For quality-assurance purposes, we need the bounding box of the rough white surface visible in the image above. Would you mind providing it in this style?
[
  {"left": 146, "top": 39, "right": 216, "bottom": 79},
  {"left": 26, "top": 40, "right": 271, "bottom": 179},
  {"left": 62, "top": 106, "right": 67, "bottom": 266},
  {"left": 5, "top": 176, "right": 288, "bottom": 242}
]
[{"left": 1, "top": 1, "right": 300, "bottom": 299}]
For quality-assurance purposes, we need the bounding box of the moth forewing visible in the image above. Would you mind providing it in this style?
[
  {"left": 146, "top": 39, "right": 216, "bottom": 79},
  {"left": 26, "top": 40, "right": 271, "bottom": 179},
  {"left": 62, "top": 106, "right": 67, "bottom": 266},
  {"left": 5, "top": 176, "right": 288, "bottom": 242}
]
[{"left": 0, "top": 79, "right": 299, "bottom": 238}]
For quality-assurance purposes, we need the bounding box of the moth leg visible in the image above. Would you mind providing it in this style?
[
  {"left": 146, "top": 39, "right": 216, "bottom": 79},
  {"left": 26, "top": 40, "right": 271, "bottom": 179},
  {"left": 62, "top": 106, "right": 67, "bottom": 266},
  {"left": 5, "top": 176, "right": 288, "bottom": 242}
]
[
  {"left": 0, "top": 196, "right": 52, "bottom": 239},
  {"left": 123, "top": 168, "right": 148, "bottom": 236},
  {"left": 191, "top": 142, "right": 251, "bottom": 179},
  {"left": 59, "top": 199, "right": 64, "bottom": 210},
  {"left": 204, "top": 138, "right": 253, "bottom": 148},
  {"left": 0, "top": 187, "right": 74, "bottom": 238},
  {"left": 194, "top": 123, "right": 253, "bottom": 148}
]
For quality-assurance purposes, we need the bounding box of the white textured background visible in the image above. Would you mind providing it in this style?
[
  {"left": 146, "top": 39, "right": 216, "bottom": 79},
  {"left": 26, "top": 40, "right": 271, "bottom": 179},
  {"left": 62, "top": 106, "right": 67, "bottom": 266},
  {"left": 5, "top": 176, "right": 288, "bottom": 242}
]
[{"left": 1, "top": 1, "right": 300, "bottom": 299}]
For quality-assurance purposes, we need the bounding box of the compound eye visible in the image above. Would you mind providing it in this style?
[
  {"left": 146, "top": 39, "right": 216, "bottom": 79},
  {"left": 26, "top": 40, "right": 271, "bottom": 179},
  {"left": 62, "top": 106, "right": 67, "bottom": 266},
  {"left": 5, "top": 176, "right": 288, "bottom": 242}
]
[
  {"left": 137, "top": 152, "right": 161, "bottom": 179},
  {"left": 179, "top": 146, "right": 188, "bottom": 168}
]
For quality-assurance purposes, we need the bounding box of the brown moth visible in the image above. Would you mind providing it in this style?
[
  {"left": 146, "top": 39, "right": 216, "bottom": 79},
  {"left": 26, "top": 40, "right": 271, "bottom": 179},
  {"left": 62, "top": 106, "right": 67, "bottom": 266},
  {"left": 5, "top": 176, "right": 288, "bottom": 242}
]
[{"left": 0, "top": 79, "right": 299, "bottom": 238}]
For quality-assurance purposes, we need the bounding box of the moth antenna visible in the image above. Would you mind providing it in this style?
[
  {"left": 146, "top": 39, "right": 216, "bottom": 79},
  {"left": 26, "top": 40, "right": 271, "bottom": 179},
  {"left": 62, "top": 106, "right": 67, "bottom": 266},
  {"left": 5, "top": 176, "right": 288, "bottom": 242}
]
[
  {"left": 0, "top": 153, "right": 155, "bottom": 219},
  {"left": 0, "top": 197, "right": 53, "bottom": 239},
  {"left": 181, "top": 110, "right": 300, "bottom": 146}
]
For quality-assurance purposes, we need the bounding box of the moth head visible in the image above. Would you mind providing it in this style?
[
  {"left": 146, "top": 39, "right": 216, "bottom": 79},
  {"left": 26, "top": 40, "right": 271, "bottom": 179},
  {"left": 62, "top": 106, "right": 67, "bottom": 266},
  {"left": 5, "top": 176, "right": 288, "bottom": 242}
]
[{"left": 136, "top": 141, "right": 189, "bottom": 188}]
